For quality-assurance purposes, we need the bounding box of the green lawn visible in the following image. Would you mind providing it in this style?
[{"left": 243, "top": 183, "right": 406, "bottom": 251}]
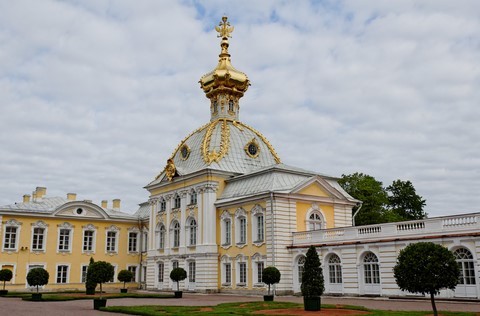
[
  {"left": 3, "top": 291, "right": 173, "bottom": 301},
  {"left": 102, "top": 301, "right": 478, "bottom": 316}
]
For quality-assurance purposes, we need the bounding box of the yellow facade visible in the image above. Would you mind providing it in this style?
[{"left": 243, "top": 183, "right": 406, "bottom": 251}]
[{"left": 0, "top": 190, "right": 143, "bottom": 292}]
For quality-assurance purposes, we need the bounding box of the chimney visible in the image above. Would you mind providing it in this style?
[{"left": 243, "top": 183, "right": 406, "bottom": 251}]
[
  {"left": 112, "top": 199, "right": 121, "bottom": 210},
  {"left": 32, "top": 192, "right": 37, "bottom": 202},
  {"left": 35, "top": 187, "right": 47, "bottom": 198},
  {"left": 101, "top": 200, "right": 108, "bottom": 208},
  {"left": 23, "top": 194, "right": 31, "bottom": 203},
  {"left": 67, "top": 193, "right": 77, "bottom": 201}
]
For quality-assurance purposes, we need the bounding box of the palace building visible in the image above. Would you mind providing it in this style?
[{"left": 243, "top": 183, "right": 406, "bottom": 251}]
[{"left": 1, "top": 17, "right": 479, "bottom": 298}]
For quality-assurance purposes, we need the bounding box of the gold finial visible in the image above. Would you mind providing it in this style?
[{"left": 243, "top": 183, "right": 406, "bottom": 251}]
[{"left": 215, "top": 16, "right": 234, "bottom": 39}]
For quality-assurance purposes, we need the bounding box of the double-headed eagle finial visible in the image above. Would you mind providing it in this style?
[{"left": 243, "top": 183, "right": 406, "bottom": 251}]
[{"left": 215, "top": 16, "right": 234, "bottom": 39}]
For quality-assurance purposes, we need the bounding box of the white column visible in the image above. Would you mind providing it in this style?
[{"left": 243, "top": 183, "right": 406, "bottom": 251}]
[{"left": 165, "top": 194, "right": 172, "bottom": 253}]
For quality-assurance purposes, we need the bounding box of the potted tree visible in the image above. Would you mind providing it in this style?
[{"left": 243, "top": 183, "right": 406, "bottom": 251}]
[
  {"left": 301, "top": 246, "right": 324, "bottom": 311},
  {"left": 85, "top": 257, "right": 97, "bottom": 295},
  {"left": 117, "top": 269, "right": 133, "bottom": 293},
  {"left": 170, "top": 267, "right": 187, "bottom": 298},
  {"left": 26, "top": 267, "right": 49, "bottom": 301},
  {"left": 0, "top": 269, "right": 13, "bottom": 296},
  {"left": 262, "top": 266, "right": 281, "bottom": 301},
  {"left": 88, "top": 261, "right": 114, "bottom": 310}
]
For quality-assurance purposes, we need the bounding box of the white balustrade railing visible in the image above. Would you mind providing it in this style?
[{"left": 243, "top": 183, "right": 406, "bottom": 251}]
[{"left": 292, "top": 213, "right": 480, "bottom": 246}]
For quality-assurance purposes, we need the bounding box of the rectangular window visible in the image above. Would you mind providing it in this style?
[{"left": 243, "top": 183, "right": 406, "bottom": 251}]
[
  {"left": 158, "top": 263, "right": 164, "bottom": 283},
  {"left": 58, "top": 229, "right": 71, "bottom": 251},
  {"left": 142, "top": 232, "right": 148, "bottom": 252},
  {"left": 239, "top": 218, "right": 246, "bottom": 244},
  {"left": 257, "top": 215, "right": 264, "bottom": 242},
  {"left": 257, "top": 262, "right": 264, "bottom": 283},
  {"left": 128, "top": 232, "right": 138, "bottom": 252},
  {"left": 4, "top": 226, "right": 18, "bottom": 250},
  {"left": 188, "top": 262, "right": 196, "bottom": 282},
  {"left": 106, "top": 231, "right": 117, "bottom": 252},
  {"left": 190, "top": 192, "right": 197, "bottom": 205},
  {"left": 83, "top": 230, "right": 94, "bottom": 251},
  {"left": 172, "top": 261, "right": 179, "bottom": 269},
  {"left": 32, "top": 227, "right": 45, "bottom": 250},
  {"left": 81, "top": 265, "right": 88, "bottom": 283},
  {"left": 239, "top": 262, "right": 247, "bottom": 284},
  {"left": 225, "top": 220, "right": 231, "bottom": 245},
  {"left": 225, "top": 263, "right": 231, "bottom": 284},
  {"left": 128, "top": 266, "right": 137, "bottom": 282},
  {"left": 56, "top": 265, "right": 68, "bottom": 284}
]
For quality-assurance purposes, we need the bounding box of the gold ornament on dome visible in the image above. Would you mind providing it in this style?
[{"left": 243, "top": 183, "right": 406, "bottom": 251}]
[
  {"left": 165, "top": 158, "right": 176, "bottom": 181},
  {"left": 215, "top": 16, "right": 234, "bottom": 39},
  {"left": 202, "top": 119, "right": 230, "bottom": 164}
]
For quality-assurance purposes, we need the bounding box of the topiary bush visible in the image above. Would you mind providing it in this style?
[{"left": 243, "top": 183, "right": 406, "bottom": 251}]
[
  {"left": 117, "top": 269, "right": 134, "bottom": 289},
  {"left": 394, "top": 242, "right": 460, "bottom": 316},
  {"left": 26, "top": 268, "right": 49, "bottom": 293},
  {"left": 0, "top": 269, "right": 13, "bottom": 295},
  {"left": 170, "top": 267, "right": 187, "bottom": 292},
  {"left": 85, "top": 257, "right": 97, "bottom": 295},
  {"left": 87, "top": 261, "right": 114, "bottom": 300},
  {"left": 301, "top": 246, "right": 324, "bottom": 297},
  {"left": 262, "top": 266, "right": 281, "bottom": 296}
]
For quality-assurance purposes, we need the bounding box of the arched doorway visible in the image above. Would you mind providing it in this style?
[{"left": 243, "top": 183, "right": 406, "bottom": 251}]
[
  {"left": 454, "top": 247, "right": 477, "bottom": 298},
  {"left": 362, "top": 252, "right": 381, "bottom": 295}
]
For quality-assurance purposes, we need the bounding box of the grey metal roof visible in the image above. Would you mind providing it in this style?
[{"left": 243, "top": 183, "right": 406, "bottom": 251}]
[
  {"left": 148, "top": 120, "right": 281, "bottom": 186},
  {"left": 134, "top": 202, "right": 151, "bottom": 219},
  {"left": 219, "top": 166, "right": 309, "bottom": 200},
  {"left": 0, "top": 197, "right": 136, "bottom": 220}
]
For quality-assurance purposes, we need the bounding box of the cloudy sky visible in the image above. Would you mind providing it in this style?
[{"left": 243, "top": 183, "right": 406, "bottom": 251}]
[{"left": 1, "top": 0, "right": 479, "bottom": 217}]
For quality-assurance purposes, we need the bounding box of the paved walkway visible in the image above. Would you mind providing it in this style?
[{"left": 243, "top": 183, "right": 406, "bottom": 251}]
[{"left": 1, "top": 293, "right": 479, "bottom": 315}]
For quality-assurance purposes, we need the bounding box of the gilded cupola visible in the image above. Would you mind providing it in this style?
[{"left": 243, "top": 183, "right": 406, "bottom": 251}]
[
  {"left": 151, "top": 16, "right": 281, "bottom": 184},
  {"left": 199, "top": 16, "right": 250, "bottom": 122}
]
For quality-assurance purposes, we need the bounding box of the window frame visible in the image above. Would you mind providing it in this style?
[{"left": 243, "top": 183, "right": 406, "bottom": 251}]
[
  {"left": 82, "top": 225, "right": 96, "bottom": 253},
  {"left": 57, "top": 223, "right": 73, "bottom": 253},
  {"left": 128, "top": 231, "right": 139, "bottom": 253},
  {"left": 56, "top": 264, "right": 69, "bottom": 284}
]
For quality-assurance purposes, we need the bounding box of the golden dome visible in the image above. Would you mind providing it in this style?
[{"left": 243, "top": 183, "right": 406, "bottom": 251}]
[{"left": 199, "top": 16, "right": 250, "bottom": 99}]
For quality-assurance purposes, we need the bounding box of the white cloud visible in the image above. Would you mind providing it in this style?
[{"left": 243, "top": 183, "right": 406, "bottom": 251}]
[{"left": 0, "top": 0, "right": 479, "bottom": 217}]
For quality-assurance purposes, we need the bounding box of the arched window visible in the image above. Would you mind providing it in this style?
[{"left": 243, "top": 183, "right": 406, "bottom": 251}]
[
  {"left": 297, "top": 256, "right": 306, "bottom": 284},
  {"left": 308, "top": 212, "right": 323, "bottom": 231},
  {"left": 363, "top": 252, "right": 380, "bottom": 284},
  {"left": 228, "top": 100, "right": 234, "bottom": 112},
  {"left": 158, "top": 224, "right": 166, "bottom": 249},
  {"left": 328, "top": 254, "right": 342, "bottom": 284},
  {"left": 454, "top": 248, "right": 476, "bottom": 285},
  {"left": 187, "top": 218, "right": 197, "bottom": 246},
  {"left": 172, "top": 221, "right": 180, "bottom": 248},
  {"left": 159, "top": 198, "right": 166, "bottom": 212},
  {"left": 174, "top": 194, "right": 181, "bottom": 209},
  {"left": 190, "top": 191, "right": 197, "bottom": 205}
]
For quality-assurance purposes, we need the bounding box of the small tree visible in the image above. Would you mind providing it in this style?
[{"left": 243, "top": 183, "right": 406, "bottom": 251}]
[
  {"left": 85, "top": 257, "right": 97, "bottom": 294},
  {"left": 26, "top": 268, "right": 49, "bottom": 293},
  {"left": 117, "top": 270, "right": 133, "bottom": 289},
  {"left": 170, "top": 267, "right": 187, "bottom": 291},
  {"left": 394, "top": 242, "right": 460, "bottom": 316},
  {"left": 0, "top": 269, "right": 13, "bottom": 291},
  {"left": 301, "top": 245, "right": 324, "bottom": 297},
  {"left": 87, "top": 261, "right": 114, "bottom": 300},
  {"left": 262, "top": 266, "right": 281, "bottom": 296}
]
